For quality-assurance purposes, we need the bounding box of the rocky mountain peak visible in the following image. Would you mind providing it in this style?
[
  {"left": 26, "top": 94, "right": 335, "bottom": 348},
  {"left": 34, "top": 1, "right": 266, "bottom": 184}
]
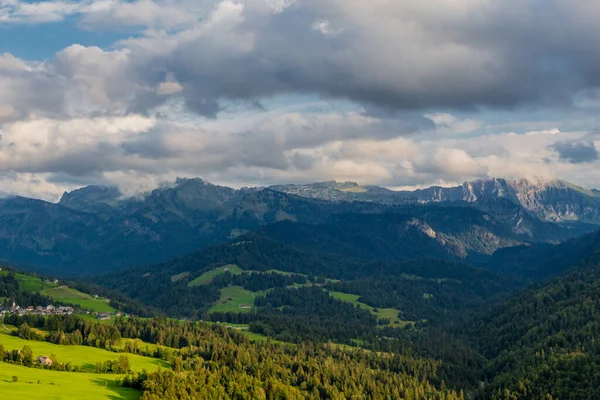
[{"left": 59, "top": 185, "right": 122, "bottom": 210}]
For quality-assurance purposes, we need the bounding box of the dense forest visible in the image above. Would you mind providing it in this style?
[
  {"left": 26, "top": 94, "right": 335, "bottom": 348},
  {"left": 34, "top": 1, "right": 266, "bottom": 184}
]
[{"left": 471, "top": 245, "right": 600, "bottom": 399}]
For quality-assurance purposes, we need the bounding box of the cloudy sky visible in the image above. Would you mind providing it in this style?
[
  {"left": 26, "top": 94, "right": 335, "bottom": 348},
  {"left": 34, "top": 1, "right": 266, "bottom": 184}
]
[{"left": 1, "top": 0, "right": 600, "bottom": 200}]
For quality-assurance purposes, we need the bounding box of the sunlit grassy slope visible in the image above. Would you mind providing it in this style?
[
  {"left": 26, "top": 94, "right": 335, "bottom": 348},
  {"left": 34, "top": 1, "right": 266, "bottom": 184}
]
[
  {"left": 0, "top": 331, "right": 166, "bottom": 372},
  {"left": 0, "top": 362, "right": 140, "bottom": 400}
]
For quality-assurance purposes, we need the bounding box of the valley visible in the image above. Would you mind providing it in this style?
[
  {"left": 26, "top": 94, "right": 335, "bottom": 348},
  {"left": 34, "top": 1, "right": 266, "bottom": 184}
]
[{"left": 2, "top": 177, "right": 600, "bottom": 399}]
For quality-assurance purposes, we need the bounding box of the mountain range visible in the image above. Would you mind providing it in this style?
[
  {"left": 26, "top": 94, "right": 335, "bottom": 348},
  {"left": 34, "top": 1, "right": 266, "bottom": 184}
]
[
  {"left": 272, "top": 177, "right": 600, "bottom": 223},
  {"left": 0, "top": 177, "right": 598, "bottom": 276}
]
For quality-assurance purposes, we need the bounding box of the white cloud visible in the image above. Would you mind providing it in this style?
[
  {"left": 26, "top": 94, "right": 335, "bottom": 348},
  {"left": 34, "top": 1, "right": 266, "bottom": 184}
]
[{"left": 432, "top": 148, "right": 484, "bottom": 176}]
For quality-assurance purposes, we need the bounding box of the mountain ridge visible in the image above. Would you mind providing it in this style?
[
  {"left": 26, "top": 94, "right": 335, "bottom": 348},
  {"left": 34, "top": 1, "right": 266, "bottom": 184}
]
[
  {"left": 53, "top": 176, "right": 600, "bottom": 225},
  {"left": 271, "top": 177, "right": 600, "bottom": 224}
]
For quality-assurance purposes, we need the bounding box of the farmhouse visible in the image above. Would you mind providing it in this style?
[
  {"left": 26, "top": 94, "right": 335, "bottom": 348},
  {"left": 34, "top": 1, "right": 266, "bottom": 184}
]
[
  {"left": 37, "top": 356, "right": 53, "bottom": 366},
  {"left": 97, "top": 312, "right": 111, "bottom": 320}
]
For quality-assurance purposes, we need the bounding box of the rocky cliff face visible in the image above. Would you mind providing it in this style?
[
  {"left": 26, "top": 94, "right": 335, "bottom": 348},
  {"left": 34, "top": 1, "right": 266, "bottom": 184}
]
[{"left": 270, "top": 178, "right": 600, "bottom": 224}]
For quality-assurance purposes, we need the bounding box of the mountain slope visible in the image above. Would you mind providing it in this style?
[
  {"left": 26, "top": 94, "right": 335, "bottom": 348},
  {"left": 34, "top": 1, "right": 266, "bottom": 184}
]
[
  {"left": 95, "top": 229, "right": 518, "bottom": 321},
  {"left": 485, "top": 229, "right": 600, "bottom": 280},
  {"left": 472, "top": 237, "right": 600, "bottom": 399}
]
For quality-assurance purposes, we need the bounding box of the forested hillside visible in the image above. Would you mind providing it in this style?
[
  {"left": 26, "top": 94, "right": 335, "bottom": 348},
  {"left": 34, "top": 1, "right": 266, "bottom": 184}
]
[
  {"left": 89, "top": 224, "right": 600, "bottom": 399},
  {"left": 471, "top": 242, "right": 600, "bottom": 399}
]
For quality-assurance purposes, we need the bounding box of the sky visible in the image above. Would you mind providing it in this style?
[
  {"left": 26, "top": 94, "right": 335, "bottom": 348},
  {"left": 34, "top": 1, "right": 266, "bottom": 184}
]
[{"left": 1, "top": 0, "right": 600, "bottom": 200}]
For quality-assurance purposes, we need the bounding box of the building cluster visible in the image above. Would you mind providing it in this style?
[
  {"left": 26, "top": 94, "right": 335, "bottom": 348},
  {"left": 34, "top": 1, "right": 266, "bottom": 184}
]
[{"left": 0, "top": 302, "right": 74, "bottom": 316}]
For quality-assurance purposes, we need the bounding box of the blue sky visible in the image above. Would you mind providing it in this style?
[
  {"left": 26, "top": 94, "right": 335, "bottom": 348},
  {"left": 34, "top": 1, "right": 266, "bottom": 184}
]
[
  {"left": 0, "top": 18, "right": 130, "bottom": 59},
  {"left": 0, "top": 0, "right": 599, "bottom": 200}
]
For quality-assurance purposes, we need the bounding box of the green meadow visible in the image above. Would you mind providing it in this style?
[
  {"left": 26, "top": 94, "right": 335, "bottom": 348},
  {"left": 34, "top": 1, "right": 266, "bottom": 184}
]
[
  {"left": 0, "top": 362, "right": 140, "bottom": 400},
  {"left": 40, "top": 286, "right": 116, "bottom": 313},
  {"left": 328, "top": 291, "right": 411, "bottom": 327},
  {"left": 0, "top": 331, "right": 167, "bottom": 372},
  {"left": 208, "top": 286, "right": 255, "bottom": 313},
  {"left": 0, "top": 270, "right": 58, "bottom": 292},
  {"left": 0, "top": 270, "right": 112, "bottom": 313},
  {"left": 188, "top": 264, "right": 244, "bottom": 286}
]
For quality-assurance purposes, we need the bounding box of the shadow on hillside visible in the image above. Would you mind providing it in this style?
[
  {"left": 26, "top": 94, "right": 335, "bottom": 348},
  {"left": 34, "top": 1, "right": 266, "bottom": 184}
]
[
  {"left": 90, "top": 378, "right": 140, "bottom": 400},
  {"left": 81, "top": 362, "right": 96, "bottom": 371}
]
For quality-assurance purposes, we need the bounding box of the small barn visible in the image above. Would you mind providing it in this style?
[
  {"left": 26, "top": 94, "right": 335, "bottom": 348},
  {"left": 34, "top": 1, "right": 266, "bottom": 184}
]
[{"left": 37, "top": 356, "right": 53, "bottom": 366}]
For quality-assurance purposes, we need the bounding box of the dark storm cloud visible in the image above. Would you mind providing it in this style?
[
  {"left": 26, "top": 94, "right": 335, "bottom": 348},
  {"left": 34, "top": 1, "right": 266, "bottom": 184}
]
[
  {"left": 549, "top": 140, "right": 599, "bottom": 164},
  {"left": 143, "top": 0, "right": 600, "bottom": 117}
]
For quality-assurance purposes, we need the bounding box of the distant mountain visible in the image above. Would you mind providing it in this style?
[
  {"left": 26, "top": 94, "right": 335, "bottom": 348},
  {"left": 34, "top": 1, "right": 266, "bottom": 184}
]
[
  {"left": 270, "top": 178, "right": 600, "bottom": 224},
  {"left": 0, "top": 177, "right": 596, "bottom": 277},
  {"left": 269, "top": 181, "right": 400, "bottom": 203},
  {"left": 1, "top": 179, "right": 404, "bottom": 275}
]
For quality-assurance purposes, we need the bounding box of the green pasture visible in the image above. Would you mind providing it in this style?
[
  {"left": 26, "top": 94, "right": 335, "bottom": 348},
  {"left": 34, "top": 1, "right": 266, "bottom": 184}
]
[
  {"left": 208, "top": 286, "right": 255, "bottom": 313},
  {"left": 328, "top": 291, "right": 411, "bottom": 327},
  {"left": 0, "top": 270, "right": 58, "bottom": 292},
  {"left": 0, "top": 331, "right": 166, "bottom": 372},
  {"left": 188, "top": 264, "right": 244, "bottom": 286},
  {"left": 0, "top": 362, "right": 140, "bottom": 400},
  {"left": 40, "top": 286, "right": 115, "bottom": 313}
]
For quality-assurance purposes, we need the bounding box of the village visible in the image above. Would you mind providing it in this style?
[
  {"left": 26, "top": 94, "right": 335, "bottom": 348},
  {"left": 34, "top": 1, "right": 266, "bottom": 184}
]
[
  {"left": 0, "top": 301, "right": 119, "bottom": 321},
  {"left": 0, "top": 301, "right": 75, "bottom": 317}
]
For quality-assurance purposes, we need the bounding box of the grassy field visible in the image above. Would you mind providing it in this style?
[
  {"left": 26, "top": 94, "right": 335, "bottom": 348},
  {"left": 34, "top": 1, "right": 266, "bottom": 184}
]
[
  {"left": 329, "top": 291, "right": 411, "bottom": 327},
  {"left": 40, "top": 286, "right": 115, "bottom": 313},
  {"left": 0, "top": 362, "right": 140, "bottom": 400},
  {"left": 0, "top": 270, "right": 115, "bottom": 313},
  {"left": 0, "top": 331, "right": 167, "bottom": 372},
  {"left": 209, "top": 286, "right": 255, "bottom": 313},
  {"left": 188, "top": 264, "right": 244, "bottom": 286},
  {"left": 0, "top": 270, "right": 58, "bottom": 292}
]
